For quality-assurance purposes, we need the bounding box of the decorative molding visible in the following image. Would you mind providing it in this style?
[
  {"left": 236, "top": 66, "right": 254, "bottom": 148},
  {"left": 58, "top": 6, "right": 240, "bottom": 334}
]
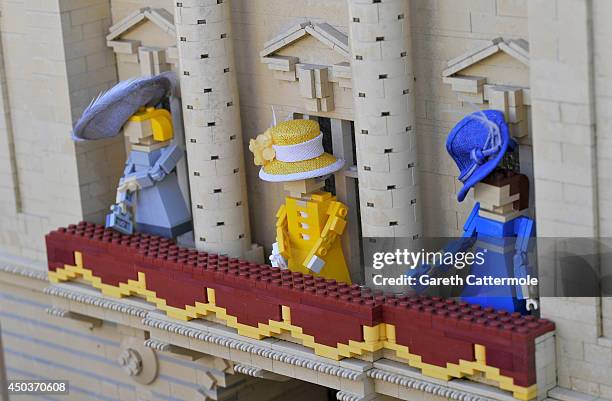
[
  {"left": 107, "top": 7, "right": 175, "bottom": 42},
  {"left": 259, "top": 20, "right": 351, "bottom": 112},
  {"left": 0, "top": 262, "right": 48, "bottom": 281},
  {"left": 442, "top": 38, "right": 531, "bottom": 138},
  {"left": 143, "top": 338, "right": 171, "bottom": 352},
  {"left": 37, "top": 281, "right": 532, "bottom": 401},
  {"left": 233, "top": 363, "right": 264, "bottom": 377},
  {"left": 443, "top": 37, "right": 529, "bottom": 77},
  {"left": 336, "top": 391, "right": 368, "bottom": 401},
  {"left": 44, "top": 306, "right": 70, "bottom": 318},
  {"left": 142, "top": 316, "right": 363, "bottom": 381},
  {"left": 44, "top": 285, "right": 149, "bottom": 318},
  {"left": 260, "top": 21, "right": 348, "bottom": 59},
  {"left": 367, "top": 369, "right": 494, "bottom": 401}
]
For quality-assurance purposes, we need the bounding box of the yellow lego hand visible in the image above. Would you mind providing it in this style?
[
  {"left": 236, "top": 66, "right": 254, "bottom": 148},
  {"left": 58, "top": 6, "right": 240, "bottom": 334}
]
[{"left": 117, "top": 177, "right": 140, "bottom": 193}]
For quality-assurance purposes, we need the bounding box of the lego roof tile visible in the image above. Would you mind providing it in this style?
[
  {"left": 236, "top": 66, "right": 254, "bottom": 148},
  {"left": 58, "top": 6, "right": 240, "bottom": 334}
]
[
  {"left": 443, "top": 37, "right": 530, "bottom": 77},
  {"left": 107, "top": 7, "right": 176, "bottom": 42},
  {"left": 260, "top": 21, "right": 349, "bottom": 59}
]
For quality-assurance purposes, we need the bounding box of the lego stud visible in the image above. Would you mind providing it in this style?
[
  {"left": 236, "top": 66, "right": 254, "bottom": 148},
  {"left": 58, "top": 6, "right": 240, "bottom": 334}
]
[{"left": 118, "top": 337, "right": 158, "bottom": 385}]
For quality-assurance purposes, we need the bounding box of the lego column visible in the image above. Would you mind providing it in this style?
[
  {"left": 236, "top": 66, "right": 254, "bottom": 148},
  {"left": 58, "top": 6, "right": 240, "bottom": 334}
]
[
  {"left": 347, "top": 0, "right": 421, "bottom": 281},
  {"left": 174, "top": 0, "right": 253, "bottom": 258}
]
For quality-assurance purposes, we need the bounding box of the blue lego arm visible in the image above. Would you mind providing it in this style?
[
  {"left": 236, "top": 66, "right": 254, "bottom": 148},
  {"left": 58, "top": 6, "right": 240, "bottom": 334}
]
[
  {"left": 148, "top": 144, "right": 183, "bottom": 182},
  {"left": 407, "top": 203, "right": 480, "bottom": 292},
  {"left": 120, "top": 145, "right": 183, "bottom": 189},
  {"left": 120, "top": 170, "right": 154, "bottom": 189},
  {"left": 119, "top": 152, "right": 155, "bottom": 189},
  {"left": 513, "top": 216, "right": 535, "bottom": 300}
]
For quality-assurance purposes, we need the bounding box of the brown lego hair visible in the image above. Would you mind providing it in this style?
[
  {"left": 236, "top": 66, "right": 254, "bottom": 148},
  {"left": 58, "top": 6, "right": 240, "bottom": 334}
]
[{"left": 481, "top": 169, "right": 530, "bottom": 210}]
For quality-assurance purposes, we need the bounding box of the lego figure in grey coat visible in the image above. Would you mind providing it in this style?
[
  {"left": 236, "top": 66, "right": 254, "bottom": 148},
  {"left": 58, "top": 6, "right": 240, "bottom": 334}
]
[{"left": 71, "top": 72, "right": 192, "bottom": 239}]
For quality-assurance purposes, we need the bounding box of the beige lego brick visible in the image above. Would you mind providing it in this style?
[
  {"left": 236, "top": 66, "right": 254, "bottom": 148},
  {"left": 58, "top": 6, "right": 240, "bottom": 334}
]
[
  {"left": 314, "top": 67, "right": 331, "bottom": 98},
  {"left": 356, "top": 131, "right": 413, "bottom": 154},
  {"left": 261, "top": 55, "right": 299, "bottom": 72},
  {"left": 273, "top": 70, "right": 297, "bottom": 82},
  {"left": 330, "top": 62, "right": 352, "bottom": 80},
  {"left": 507, "top": 105, "right": 526, "bottom": 123},
  {"left": 320, "top": 94, "right": 335, "bottom": 112},
  {"left": 302, "top": 97, "right": 321, "bottom": 112},
  {"left": 489, "top": 87, "right": 509, "bottom": 114},
  {"left": 509, "top": 119, "right": 529, "bottom": 138},
  {"left": 107, "top": 39, "right": 141, "bottom": 54},
  {"left": 298, "top": 67, "right": 316, "bottom": 98},
  {"left": 458, "top": 91, "right": 485, "bottom": 104},
  {"left": 442, "top": 75, "right": 486, "bottom": 94},
  {"left": 364, "top": 204, "right": 417, "bottom": 226}
]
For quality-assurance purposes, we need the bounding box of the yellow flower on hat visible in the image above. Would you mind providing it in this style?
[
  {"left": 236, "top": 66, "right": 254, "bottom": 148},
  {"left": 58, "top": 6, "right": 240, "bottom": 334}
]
[
  {"left": 249, "top": 129, "right": 276, "bottom": 166},
  {"left": 251, "top": 119, "right": 345, "bottom": 182}
]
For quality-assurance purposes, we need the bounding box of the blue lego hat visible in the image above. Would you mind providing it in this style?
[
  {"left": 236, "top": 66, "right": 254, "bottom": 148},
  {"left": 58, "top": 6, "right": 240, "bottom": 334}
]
[{"left": 446, "top": 110, "right": 516, "bottom": 202}]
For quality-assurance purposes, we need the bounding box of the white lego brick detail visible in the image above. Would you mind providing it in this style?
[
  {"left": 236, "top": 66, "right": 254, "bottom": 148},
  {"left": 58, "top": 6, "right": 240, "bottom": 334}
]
[{"left": 306, "top": 255, "right": 325, "bottom": 273}]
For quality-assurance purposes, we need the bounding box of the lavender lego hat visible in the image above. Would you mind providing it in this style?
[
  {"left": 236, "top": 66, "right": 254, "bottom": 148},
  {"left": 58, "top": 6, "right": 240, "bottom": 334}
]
[
  {"left": 446, "top": 109, "right": 516, "bottom": 202},
  {"left": 71, "top": 72, "right": 176, "bottom": 141}
]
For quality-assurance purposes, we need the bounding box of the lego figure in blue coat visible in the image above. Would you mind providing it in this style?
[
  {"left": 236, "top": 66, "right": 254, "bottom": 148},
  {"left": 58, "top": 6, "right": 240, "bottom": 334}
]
[
  {"left": 409, "top": 110, "right": 537, "bottom": 313},
  {"left": 71, "top": 72, "right": 192, "bottom": 239}
]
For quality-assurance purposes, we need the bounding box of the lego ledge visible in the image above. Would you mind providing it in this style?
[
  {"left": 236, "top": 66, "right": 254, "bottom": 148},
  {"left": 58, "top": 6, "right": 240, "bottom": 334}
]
[
  {"left": 40, "top": 281, "right": 540, "bottom": 401},
  {"left": 44, "top": 222, "right": 555, "bottom": 400}
]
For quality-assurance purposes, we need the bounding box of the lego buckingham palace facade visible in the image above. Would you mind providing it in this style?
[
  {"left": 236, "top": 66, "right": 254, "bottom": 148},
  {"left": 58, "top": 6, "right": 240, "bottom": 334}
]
[{"left": 0, "top": 1, "right": 611, "bottom": 401}]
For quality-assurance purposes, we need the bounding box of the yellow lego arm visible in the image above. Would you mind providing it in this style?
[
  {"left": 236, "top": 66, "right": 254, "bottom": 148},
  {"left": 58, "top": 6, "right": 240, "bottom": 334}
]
[
  {"left": 275, "top": 204, "right": 290, "bottom": 258},
  {"left": 303, "top": 201, "right": 348, "bottom": 270}
]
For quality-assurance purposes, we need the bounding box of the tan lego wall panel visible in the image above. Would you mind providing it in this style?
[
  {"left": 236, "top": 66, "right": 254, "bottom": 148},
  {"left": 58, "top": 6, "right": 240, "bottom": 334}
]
[
  {"left": 0, "top": 279, "right": 330, "bottom": 400},
  {"left": 0, "top": 0, "right": 122, "bottom": 261}
]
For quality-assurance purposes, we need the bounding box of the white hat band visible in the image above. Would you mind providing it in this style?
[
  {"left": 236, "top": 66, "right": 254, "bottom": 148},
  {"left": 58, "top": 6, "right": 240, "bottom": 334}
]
[{"left": 273, "top": 133, "right": 324, "bottom": 162}]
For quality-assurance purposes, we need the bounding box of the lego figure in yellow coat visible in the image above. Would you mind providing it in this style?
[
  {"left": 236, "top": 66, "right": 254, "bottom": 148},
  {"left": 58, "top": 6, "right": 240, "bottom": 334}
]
[{"left": 249, "top": 119, "right": 351, "bottom": 284}]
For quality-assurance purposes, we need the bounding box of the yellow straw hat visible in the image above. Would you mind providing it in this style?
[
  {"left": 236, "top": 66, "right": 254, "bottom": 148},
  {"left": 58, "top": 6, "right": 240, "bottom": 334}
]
[{"left": 249, "top": 119, "right": 344, "bottom": 182}]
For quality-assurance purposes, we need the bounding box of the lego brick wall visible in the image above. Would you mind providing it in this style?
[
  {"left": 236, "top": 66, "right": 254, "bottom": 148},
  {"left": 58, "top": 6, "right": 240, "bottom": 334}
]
[
  {"left": 110, "top": 0, "right": 174, "bottom": 21},
  {"left": 594, "top": 0, "right": 612, "bottom": 352},
  {"left": 529, "top": 0, "right": 612, "bottom": 398},
  {"left": 0, "top": 0, "right": 123, "bottom": 262}
]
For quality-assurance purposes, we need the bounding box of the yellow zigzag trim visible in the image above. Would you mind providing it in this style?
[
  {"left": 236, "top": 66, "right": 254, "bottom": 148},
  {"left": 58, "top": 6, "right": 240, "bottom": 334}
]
[{"left": 48, "top": 252, "right": 536, "bottom": 400}]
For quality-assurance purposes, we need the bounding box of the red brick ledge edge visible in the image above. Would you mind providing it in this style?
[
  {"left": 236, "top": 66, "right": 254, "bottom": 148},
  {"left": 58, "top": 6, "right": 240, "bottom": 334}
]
[{"left": 45, "top": 222, "right": 554, "bottom": 398}]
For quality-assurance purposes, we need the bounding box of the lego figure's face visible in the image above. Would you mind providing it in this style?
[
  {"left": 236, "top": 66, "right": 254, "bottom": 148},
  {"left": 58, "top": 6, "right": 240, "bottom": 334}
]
[
  {"left": 123, "top": 118, "right": 155, "bottom": 145},
  {"left": 283, "top": 178, "right": 325, "bottom": 199},
  {"left": 473, "top": 182, "right": 519, "bottom": 213},
  {"left": 123, "top": 107, "right": 174, "bottom": 145}
]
